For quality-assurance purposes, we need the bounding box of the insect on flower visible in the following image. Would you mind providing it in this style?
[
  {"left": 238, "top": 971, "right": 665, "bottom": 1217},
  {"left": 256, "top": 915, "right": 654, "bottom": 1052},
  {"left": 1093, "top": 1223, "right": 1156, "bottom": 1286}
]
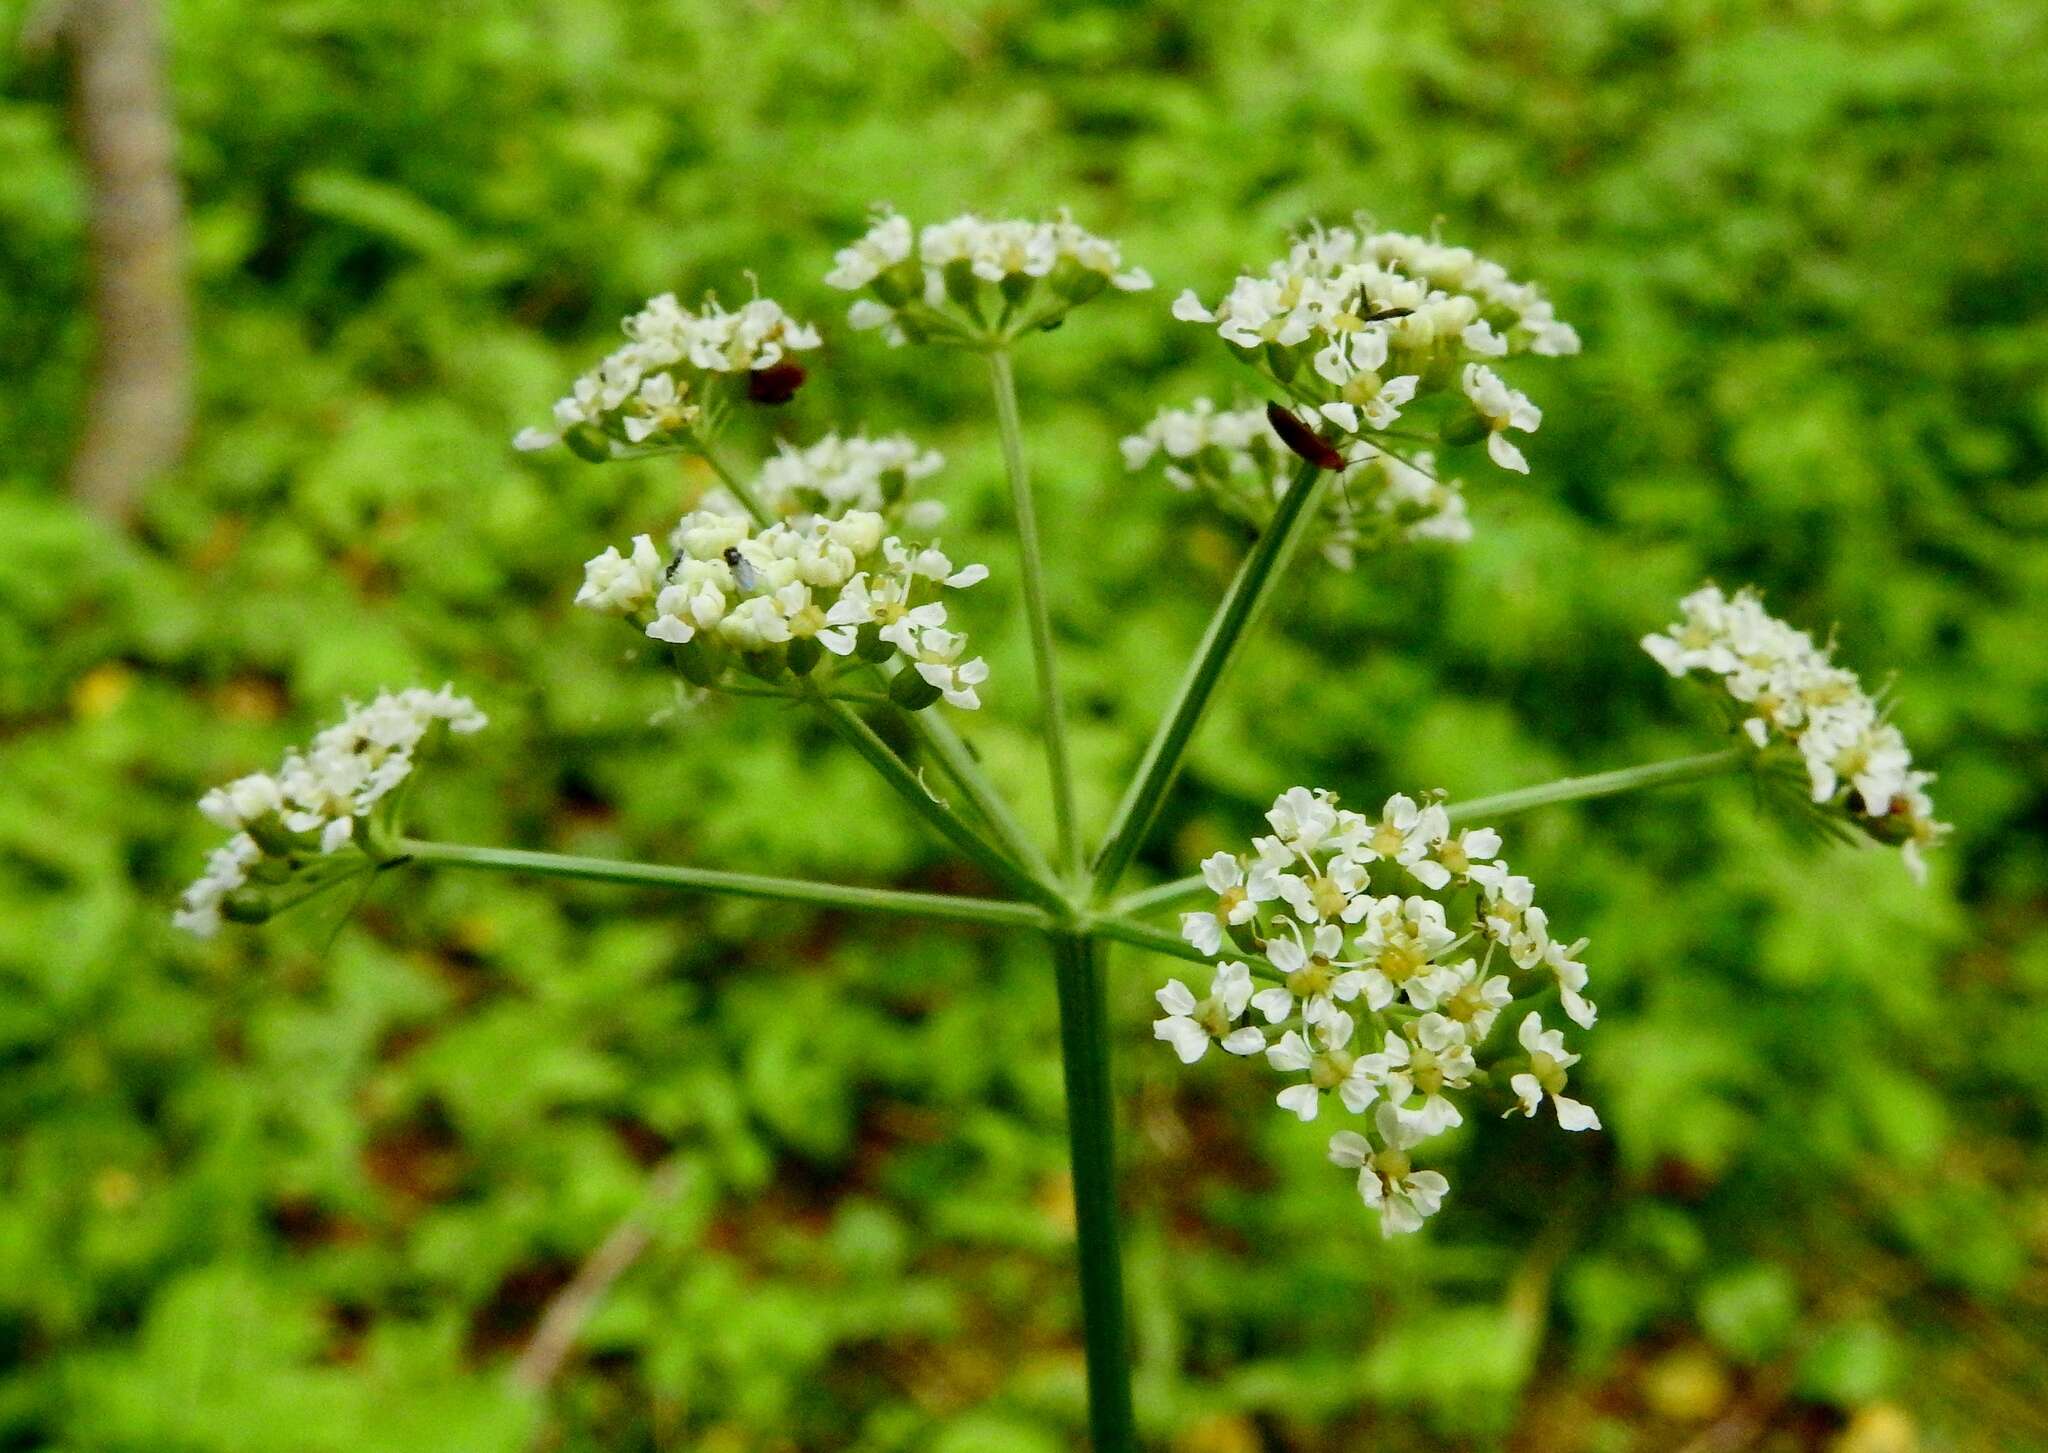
[{"left": 1265, "top": 401, "right": 1348, "bottom": 471}]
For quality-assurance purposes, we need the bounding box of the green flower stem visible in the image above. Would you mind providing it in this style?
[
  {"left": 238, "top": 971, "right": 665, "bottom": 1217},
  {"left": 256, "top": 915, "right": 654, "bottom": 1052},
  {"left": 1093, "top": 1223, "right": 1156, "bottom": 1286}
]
[
  {"left": 986, "top": 348, "right": 1081, "bottom": 878},
  {"left": 1110, "top": 746, "right": 1754, "bottom": 917},
  {"left": 806, "top": 688, "right": 1065, "bottom": 914},
  {"left": 1107, "top": 875, "right": 1213, "bottom": 921},
  {"left": 1087, "top": 913, "right": 1283, "bottom": 981},
  {"left": 699, "top": 445, "right": 774, "bottom": 526},
  {"left": 1090, "top": 457, "right": 1330, "bottom": 902},
  {"left": 712, "top": 680, "right": 892, "bottom": 708},
  {"left": 1444, "top": 746, "right": 1750, "bottom": 824},
  {"left": 1049, "top": 931, "right": 1137, "bottom": 1453},
  {"left": 1087, "top": 914, "right": 1213, "bottom": 969},
  {"left": 392, "top": 837, "right": 1051, "bottom": 929},
  {"left": 904, "top": 706, "right": 1058, "bottom": 886}
]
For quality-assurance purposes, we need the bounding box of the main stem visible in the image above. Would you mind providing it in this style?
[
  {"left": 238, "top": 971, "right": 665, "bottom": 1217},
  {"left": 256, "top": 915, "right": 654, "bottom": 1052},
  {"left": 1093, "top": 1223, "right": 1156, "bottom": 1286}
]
[
  {"left": 987, "top": 349, "right": 1081, "bottom": 878},
  {"left": 1050, "top": 930, "right": 1136, "bottom": 1452}
]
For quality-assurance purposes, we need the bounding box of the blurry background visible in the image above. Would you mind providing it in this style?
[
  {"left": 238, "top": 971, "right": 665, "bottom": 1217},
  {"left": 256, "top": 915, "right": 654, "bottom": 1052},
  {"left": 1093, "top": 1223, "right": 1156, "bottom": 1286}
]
[{"left": 4, "top": 1, "right": 2046, "bottom": 1449}]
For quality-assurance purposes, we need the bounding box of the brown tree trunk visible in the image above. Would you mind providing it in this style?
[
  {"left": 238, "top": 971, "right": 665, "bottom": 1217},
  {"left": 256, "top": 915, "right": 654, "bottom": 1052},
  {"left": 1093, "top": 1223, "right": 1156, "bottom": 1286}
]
[{"left": 60, "top": 0, "right": 192, "bottom": 524}]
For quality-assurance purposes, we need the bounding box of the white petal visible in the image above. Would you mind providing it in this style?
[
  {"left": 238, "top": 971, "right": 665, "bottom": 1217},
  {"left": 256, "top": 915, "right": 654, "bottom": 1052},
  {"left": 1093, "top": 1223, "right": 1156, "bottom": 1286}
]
[
  {"left": 1276, "top": 1084, "right": 1321, "bottom": 1121},
  {"left": 1553, "top": 1095, "right": 1602, "bottom": 1132},
  {"left": 1154, "top": 979, "right": 1197, "bottom": 1016},
  {"left": 1487, "top": 432, "right": 1529, "bottom": 474},
  {"left": 1252, "top": 986, "right": 1295, "bottom": 1025},
  {"left": 1155, "top": 1017, "right": 1210, "bottom": 1065},
  {"left": 1220, "top": 1026, "right": 1268, "bottom": 1056}
]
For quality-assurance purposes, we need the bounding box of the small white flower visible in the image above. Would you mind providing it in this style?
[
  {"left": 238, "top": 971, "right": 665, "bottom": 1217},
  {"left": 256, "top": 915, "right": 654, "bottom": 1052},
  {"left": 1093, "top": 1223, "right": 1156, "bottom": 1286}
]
[
  {"left": 824, "top": 210, "right": 914, "bottom": 291},
  {"left": 1507, "top": 1013, "right": 1601, "bottom": 1131},
  {"left": 576, "top": 535, "right": 667, "bottom": 614},
  {"left": 1329, "top": 1102, "right": 1452, "bottom": 1237},
  {"left": 1153, "top": 961, "right": 1265, "bottom": 1064},
  {"left": 1352, "top": 895, "right": 1458, "bottom": 1009},
  {"left": 1460, "top": 364, "right": 1542, "bottom": 474},
  {"left": 1265, "top": 1011, "right": 1358, "bottom": 1122},
  {"left": 1341, "top": 793, "right": 1451, "bottom": 888},
  {"left": 1179, "top": 851, "right": 1266, "bottom": 955},
  {"left": 1410, "top": 958, "right": 1513, "bottom": 1041}
]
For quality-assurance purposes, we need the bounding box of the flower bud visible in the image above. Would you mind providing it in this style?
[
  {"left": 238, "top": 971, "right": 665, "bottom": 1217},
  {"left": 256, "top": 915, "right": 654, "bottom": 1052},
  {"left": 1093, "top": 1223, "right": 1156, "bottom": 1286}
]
[
  {"left": 1049, "top": 256, "right": 1109, "bottom": 305},
  {"left": 675, "top": 640, "right": 727, "bottom": 688},
  {"left": 855, "top": 624, "right": 896, "bottom": 663},
  {"left": 222, "top": 885, "right": 278, "bottom": 925},
  {"left": 787, "top": 636, "right": 823, "bottom": 678},
  {"left": 870, "top": 259, "right": 923, "bottom": 309},
  {"left": 565, "top": 423, "right": 613, "bottom": 463},
  {"left": 889, "top": 668, "right": 943, "bottom": 710},
  {"left": 942, "top": 259, "right": 981, "bottom": 311},
  {"left": 1441, "top": 408, "right": 1489, "bottom": 447}
]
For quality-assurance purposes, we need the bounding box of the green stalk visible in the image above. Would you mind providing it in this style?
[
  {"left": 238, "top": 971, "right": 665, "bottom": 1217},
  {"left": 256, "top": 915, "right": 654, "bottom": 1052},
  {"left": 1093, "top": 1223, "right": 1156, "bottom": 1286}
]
[
  {"left": 1050, "top": 931, "right": 1136, "bottom": 1452},
  {"left": 393, "top": 837, "right": 1050, "bottom": 929},
  {"left": 712, "top": 680, "right": 891, "bottom": 708},
  {"left": 1086, "top": 914, "right": 1217, "bottom": 970},
  {"left": 807, "top": 688, "right": 1065, "bottom": 914},
  {"left": 905, "top": 706, "right": 1058, "bottom": 886},
  {"left": 699, "top": 446, "right": 774, "bottom": 526},
  {"left": 986, "top": 348, "right": 1081, "bottom": 877},
  {"left": 1445, "top": 746, "right": 1750, "bottom": 824},
  {"left": 1090, "top": 457, "right": 1329, "bottom": 901},
  {"left": 1108, "top": 745, "right": 1755, "bottom": 917}
]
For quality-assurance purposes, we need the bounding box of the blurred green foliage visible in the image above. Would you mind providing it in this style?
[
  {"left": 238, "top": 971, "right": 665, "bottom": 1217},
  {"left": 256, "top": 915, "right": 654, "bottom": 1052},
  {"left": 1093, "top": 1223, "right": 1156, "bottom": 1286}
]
[{"left": 3, "top": 0, "right": 2046, "bottom": 1448}]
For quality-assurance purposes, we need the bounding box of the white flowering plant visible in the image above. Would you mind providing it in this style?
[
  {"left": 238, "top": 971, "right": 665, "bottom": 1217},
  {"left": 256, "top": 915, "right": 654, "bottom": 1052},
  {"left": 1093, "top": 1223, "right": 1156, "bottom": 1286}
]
[{"left": 179, "top": 210, "right": 1947, "bottom": 1452}]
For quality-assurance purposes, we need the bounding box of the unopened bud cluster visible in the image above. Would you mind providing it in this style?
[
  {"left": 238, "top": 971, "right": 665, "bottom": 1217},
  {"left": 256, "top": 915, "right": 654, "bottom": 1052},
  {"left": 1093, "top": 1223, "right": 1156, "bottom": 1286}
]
[
  {"left": 514, "top": 291, "right": 820, "bottom": 459},
  {"left": 1643, "top": 585, "right": 1950, "bottom": 879},
  {"left": 1156, "top": 787, "right": 1599, "bottom": 1235},
  {"left": 175, "top": 688, "right": 487, "bottom": 938},
  {"left": 701, "top": 431, "right": 947, "bottom": 531},
  {"left": 1173, "top": 222, "right": 1579, "bottom": 475},
  {"left": 826, "top": 208, "right": 1152, "bottom": 347},
  {"left": 1121, "top": 399, "right": 1470, "bottom": 566},
  {"left": 577, "top": 509, "right": 992, "bottom": 710}
]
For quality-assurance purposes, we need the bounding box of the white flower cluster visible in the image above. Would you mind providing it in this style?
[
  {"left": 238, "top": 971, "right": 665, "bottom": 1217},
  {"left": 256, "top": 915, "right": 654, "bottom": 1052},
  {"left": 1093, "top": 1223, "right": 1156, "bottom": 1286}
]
[
  {"left": 1155, "top": 786, "right": 1599, "bottom": 1236},
  {"left": 1121, "top": 399, "right": 1470, "bottom": 566},
  {"left": 176, "top": 687, "right": 487, "bottom": 938},
  {"left": 1643, "top": 584, "right": 1950, "bottom": 879},
  {"left": 576, "top": 509, "right": 992, "bottom": 710},
  {"left": 1172, "top": 221, "right": 1579, "bottom": 474},
  {"left": 826, "top": 207, "right": 1151, "bottom": 346},
  {"left": 514, "top": 291, "right": 820, "bottom": 458},
  {"left": 701, "top": 432, "right": 947, "bottom": 531}
]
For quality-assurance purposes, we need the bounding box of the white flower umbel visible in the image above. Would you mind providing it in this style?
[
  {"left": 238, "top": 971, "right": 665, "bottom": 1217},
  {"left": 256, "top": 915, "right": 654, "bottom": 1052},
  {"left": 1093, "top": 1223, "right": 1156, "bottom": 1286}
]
[
  {"left": 1642, "top": 583, "right": 1950, "bottom": 879},
  {"left": 179, "top": 687, "right": 488, "bottom": 938},
  {"left": 1122, "top": 399, "right": 1473, "bottom": 565},
  {"left": 576, "top": 507, "right": 992, "bottom": 712},
  {"left": 1171, "top": 219, "right": 1578, "bottom": 476},
  {"left": 514, "top": 289, "right": 820, "bottom": 458},
  {"left": 701, "top": 431, "right": 947, "bottom": 530},
  {"left": 826, "top": 207, "right": 1150, "bottom": 347},
  {"left": 1155, "top": 784, "right": 1601, "bottom": 1228}
]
